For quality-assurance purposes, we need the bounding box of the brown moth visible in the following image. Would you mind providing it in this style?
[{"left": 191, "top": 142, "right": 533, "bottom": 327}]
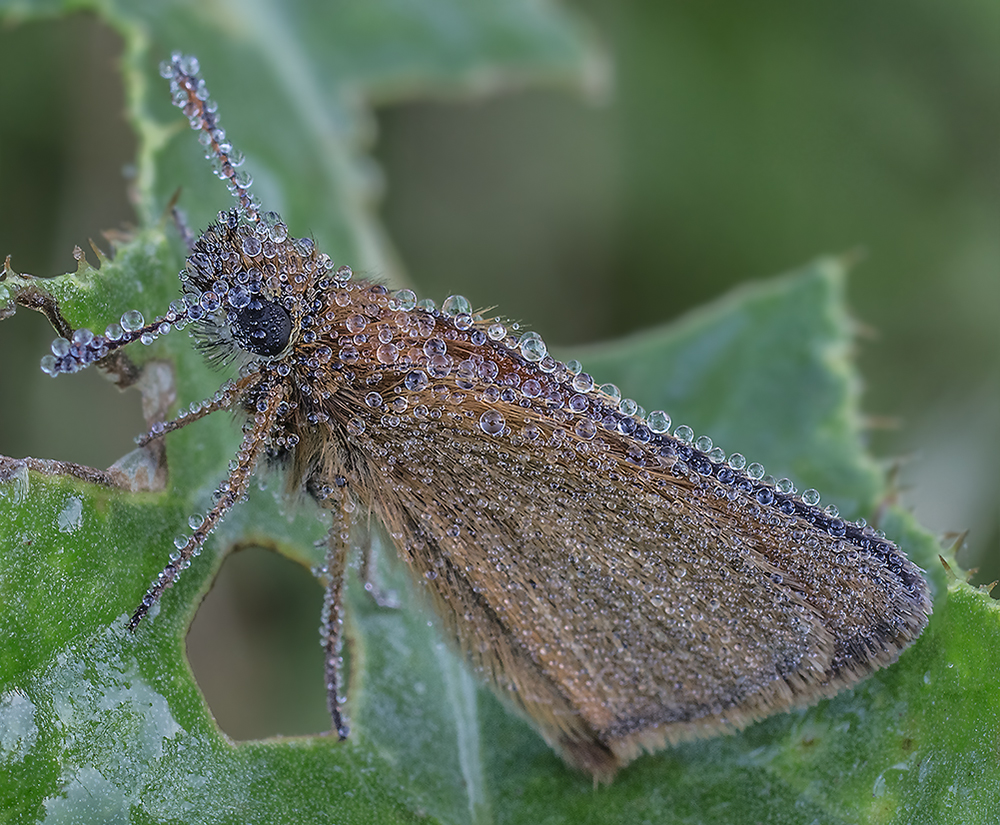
[{"left": 38, "top": 53, "right": 931, "bottom": 780}]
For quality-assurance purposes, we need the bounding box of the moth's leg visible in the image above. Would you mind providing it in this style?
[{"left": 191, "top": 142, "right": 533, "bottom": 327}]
[
  {"left": 134, "top": 371, "right": 260, "bottom": 446},
  {"left": 129, "top": 379, "right": 285, "bottom": 629},
  {"left": 322, "top": 497, "right": 352, "bottom": 739},
  {"left": 357, "top": 523, "right": 400, "bottom": 609}
]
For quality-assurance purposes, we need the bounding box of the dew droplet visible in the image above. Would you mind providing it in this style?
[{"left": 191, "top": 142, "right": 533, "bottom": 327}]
[
  {"left": 423, "top": 338, "right": 447, "bottom": 357},
  {"left": 376, "top": 343, "right": 398, "bottom": 364},
  {"left": 802, "top": 488, "right": 821, "bottom": 506},
  {"left": 479, "top": 410, "right": 505, "bottom": 436},
  {"left": 454, "top": 358, "right": 476, "bottom": 381},
  {"left": 442, "top": 294, "right": 472, "bottom": 316},
  {"left": 51, "top": 337, "right": 71, "bottom": 358},
  {"left": 394, "top": 289, "right": 417, "bottom": 311},
  {"left": 228, "top": 285, "right": 251, "bottom": 309},
  {"left": 747, "top": 463, "right": 765, "bottom": 480},
  {"left": 519, "top": 331, "right": 547, "bottom": 362},
  {"left": 200, "top": 291, "right": 220, "bottom": 311},
  {"left": 674, "top": 425, "right": 694, "bottom": 444},
  {"left": 487, "top": 323, "right": 506, "bottom": 341},
  {"left": 121, "top": 310, "right": 145, "bottom": 332},
  {"left": 647, "top": 411, "right": 671, "bottom": 433},
  {"left": 695, "top": 435, "right": 713, "bottom": 452},
  {"left": 72, "top": 328, "right": 94, "bottom": 347},
  {"left": 521, "top": 379, "right": 542, "bottom": 398},
  {"left": 428, "top": 354, "right": 452, "bottom": 378},
  {"left": 599, "top": 383, "right": 622, "bottom": 403},
  {"left": 728, "top": 453, "right": 746, "bottom": 471},
  {"left": 404, "top": 370, "right": 428, "bottom": 391}
]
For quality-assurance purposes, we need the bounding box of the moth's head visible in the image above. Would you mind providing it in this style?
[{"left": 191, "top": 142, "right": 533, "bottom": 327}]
[{"left": 178, "top": 208, "right": 338, "bottom": 367}]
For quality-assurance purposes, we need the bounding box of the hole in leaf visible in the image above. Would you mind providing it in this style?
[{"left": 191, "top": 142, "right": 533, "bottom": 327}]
[{"left": 186, "top": 545, "right": 330, "bottom": 740}]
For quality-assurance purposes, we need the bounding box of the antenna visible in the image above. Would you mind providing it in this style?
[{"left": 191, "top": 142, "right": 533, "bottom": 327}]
[{"left": 160, "top": 53, "right": 259, "bottom": 222}]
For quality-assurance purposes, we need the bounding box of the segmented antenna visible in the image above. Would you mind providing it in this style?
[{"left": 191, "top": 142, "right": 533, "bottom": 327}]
[
  {"left": 160, "top": 53, "right": 259, "bottom": 222},
  {"left": 39, "top": 53, "right": 259, "bottom": 377}
]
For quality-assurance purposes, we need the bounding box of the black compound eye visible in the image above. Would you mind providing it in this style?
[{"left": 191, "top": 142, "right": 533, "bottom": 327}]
[{"left": 230, "top": 298, "right": 292, "bottom": 356}]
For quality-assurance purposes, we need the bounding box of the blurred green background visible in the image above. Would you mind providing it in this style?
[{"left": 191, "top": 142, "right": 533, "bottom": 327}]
[{"left": 0, "top": 4, "right": 996, "bottom": 738}]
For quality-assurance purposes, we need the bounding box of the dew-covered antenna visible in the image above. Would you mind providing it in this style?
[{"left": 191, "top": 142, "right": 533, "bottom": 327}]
[
  {"left": 161, "top": 53, "right": 259, "bottom": 223},
  {"left": 40, "top": 52, "right": 259, "bottom": 377}
]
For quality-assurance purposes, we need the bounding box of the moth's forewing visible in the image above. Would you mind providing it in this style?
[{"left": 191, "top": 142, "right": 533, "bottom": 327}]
[{"left": 296, "top": 302, "right": 931, "bottom": 778}]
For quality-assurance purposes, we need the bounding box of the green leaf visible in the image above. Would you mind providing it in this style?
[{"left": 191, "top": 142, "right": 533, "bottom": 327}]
[{"left": 1, "top": 3, "right": 996, "bottom": 825}]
